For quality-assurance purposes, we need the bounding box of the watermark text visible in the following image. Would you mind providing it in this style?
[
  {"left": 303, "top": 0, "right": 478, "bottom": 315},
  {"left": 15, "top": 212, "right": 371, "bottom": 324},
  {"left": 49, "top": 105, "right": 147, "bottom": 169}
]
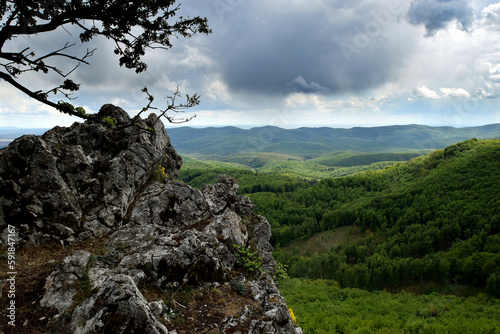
[{"left": 5, "top": 225, "right": 17, "bottom": 327}]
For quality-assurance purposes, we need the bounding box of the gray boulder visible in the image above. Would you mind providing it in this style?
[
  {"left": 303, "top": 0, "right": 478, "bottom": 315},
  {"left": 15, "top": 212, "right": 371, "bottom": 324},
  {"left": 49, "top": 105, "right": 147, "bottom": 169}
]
[{"left": 54, "top": 274, "right": 173, "bottom": 334}]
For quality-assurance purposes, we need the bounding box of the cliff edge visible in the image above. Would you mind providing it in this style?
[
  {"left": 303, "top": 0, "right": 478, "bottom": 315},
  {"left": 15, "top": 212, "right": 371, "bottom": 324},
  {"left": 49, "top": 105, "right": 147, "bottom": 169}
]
[{"left": 0, "top": 105, "right": 302, "bottom": 334}]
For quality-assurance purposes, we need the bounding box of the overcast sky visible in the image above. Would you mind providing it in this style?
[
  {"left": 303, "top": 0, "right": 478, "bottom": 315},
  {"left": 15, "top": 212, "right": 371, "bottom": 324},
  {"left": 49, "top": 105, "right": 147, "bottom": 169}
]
[{"left": 2, "top": 0, "right": 500, "bottom": 128}]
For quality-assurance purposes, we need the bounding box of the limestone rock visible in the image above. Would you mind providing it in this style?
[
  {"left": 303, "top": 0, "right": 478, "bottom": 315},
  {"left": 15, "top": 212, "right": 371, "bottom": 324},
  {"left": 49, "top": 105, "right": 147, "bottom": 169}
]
[
  {"left": 222, "top": 273, "right": 304, "bottom": 334},
  {"left": 0, "top": 105, "right": 182, "bottom": 245},
  {"left": 0, "top": 105, "right": 302, "bottom": 333},
  {"left": 51, "top": 274, "right": 173, "bottom": 334},
  {"left": 202, "top": 174, "right": 255, "bottom": 215},
  {"left": 40, "top": 250, "right": 91, "bottom": 313}
]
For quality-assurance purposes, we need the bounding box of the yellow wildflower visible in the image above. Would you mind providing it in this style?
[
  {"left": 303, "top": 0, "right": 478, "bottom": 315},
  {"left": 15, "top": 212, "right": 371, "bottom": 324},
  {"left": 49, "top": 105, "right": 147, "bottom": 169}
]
[
  {"left": 153, "top": 165, "right": 168, "bottom": 181},
  {"left": 289, "top": 308, "right": 296, "bottom": 324}
]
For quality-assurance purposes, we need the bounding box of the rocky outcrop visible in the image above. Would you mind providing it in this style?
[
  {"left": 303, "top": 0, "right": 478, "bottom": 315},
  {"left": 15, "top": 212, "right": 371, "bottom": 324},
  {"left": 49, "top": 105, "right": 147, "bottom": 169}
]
[
  {"left": 0, "top": 104, "right": 181, "bottom": 245},
  {"left": 0, "top": 105, "right": 302, "bottom": 334}
]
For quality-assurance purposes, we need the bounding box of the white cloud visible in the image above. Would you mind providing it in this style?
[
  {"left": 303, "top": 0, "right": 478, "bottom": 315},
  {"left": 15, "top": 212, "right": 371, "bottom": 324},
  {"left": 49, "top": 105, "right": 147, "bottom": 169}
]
[
  {"left": 283, "top": 93, "right": 329, "bottom": 110},
  {"left": 439, "top": 87, "right": 472, "bottom": 98},
  {"left": 283, "top": 93, "right": 387, "bottom": 114},
  {"left": 413, "top": 86, "right": 441, "bottom": 99},
  {"left": 156, "top": 75, "right": 189, "bottom": 93},
  {"left": 474, "top": 87, "right": 495, "bottom": 98},
  {"left": 470, "top": 59, "right": 500, "bottom": 97},
  {"left": 205, "top": 79, "right": 232, "bottom": 102},
  {"left": 202, "top": 75, "right": 250, "bottom": 109},
  {"left": 177, "top": 46, "right": 214, "bottom": 69},
  {"left": 481, "top": 2, "right": 500, "bottom": 29},
  {"left": 110, "top": 98, "right": 132, "bottom": 108},
  {"left": 412, "top": 86, "right": 472, "bottom": 99}
]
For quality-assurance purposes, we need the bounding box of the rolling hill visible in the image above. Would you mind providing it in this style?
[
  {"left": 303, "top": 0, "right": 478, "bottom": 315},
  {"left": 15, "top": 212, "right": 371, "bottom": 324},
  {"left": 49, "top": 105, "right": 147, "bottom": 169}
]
[{"left": 166, "top": 124, "right": 500, "bottom": 158}]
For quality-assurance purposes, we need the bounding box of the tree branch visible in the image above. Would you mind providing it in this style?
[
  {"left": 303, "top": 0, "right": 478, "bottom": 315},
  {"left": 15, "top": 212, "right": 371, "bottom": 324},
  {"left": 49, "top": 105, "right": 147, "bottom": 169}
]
[
  {"left": 0, "top": 1, "right": 210, "bottom": 126},
  {"left": 0, "top": 70, "right": 103, "bottom": 124}
]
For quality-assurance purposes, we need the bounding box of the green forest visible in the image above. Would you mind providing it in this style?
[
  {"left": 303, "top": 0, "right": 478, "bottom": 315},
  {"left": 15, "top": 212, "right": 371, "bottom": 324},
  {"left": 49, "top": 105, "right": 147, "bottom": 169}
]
[
  {"left": 280, "top": 278, "right": 500, "bottom": 333},
  {"left": 178, "top": 138, "right": 500, "bottom": 333}
]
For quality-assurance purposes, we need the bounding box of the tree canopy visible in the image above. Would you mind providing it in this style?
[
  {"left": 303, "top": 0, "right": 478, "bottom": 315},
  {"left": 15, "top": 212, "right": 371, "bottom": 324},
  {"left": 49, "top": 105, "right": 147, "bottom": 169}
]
[
  {"left": 0, "top": 0, "right": 211, "bottom": 126},
  {"left": 180, "top": 139, "right": 500, "bottom": 296}
]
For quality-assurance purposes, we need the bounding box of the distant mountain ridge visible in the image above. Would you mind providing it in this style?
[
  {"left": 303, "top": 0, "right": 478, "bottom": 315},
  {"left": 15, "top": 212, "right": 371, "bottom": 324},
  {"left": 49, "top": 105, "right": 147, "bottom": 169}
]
[
  {"left": 3, "top": 124, "right": 500, "bottom": 154},
  {"left": 167, "top": 124, "right": 500, "bottom": 158}
]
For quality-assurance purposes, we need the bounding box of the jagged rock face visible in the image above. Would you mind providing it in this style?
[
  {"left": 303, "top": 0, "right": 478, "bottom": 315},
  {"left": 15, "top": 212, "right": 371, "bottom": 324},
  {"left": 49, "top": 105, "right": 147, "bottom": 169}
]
[
  {"left": 42, "top": 176, "right": 299, "bottom": 334},
  {"left": 0, "top": 104, "right": 182, "bottom": 245},
  {"left": 223, "top": 274, "right": 301, "bottom": 334},
  {"left": 0, "top": 105, "right": 302, "bottom": 334}
]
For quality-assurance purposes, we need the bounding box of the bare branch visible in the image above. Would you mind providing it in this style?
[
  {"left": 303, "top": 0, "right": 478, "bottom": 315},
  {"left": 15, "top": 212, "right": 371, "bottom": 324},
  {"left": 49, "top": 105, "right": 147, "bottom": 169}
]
[
  {"left": 115, "top": 86, "right": 198, "bottom": 132},
  {"left": 32, "top": 42, "right": 93, "bottom": 65},
  {"left": 153, "top": 86, "right": 200, "bottom": 126}
]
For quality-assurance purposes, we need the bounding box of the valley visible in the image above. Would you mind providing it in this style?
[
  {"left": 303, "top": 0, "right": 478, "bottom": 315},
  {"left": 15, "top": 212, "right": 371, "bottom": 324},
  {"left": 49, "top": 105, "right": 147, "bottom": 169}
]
[{"left": 174, "top": 125, "right": 500, "bottom": 333}]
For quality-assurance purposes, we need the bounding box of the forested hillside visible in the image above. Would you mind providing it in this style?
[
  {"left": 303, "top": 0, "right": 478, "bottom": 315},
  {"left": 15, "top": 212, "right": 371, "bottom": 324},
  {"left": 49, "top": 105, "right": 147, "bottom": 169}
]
[
  {"left": 181, "top": 138, "right": 500, "bottom": 297},
  {"left": 280, "top": 278, "right": 500, "bottom": 333},
  {"left": 180, "top": 138, "right": 500, "bottom": 332},
  {"left": 256, "top": 139, "right": 500, "bottom": 297},
  {"left": 178, "top": 149, "right": 426, "bottom": 183},
  {"left": 168, "top": 124, "right": 500, "bottom": 159}
]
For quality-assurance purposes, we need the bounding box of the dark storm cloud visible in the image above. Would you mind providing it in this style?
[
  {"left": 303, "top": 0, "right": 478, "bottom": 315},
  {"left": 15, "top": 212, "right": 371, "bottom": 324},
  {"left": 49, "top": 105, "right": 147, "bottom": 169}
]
[
  {"left": 4, "top": 0, "right": 418, "bottom": 108},
  {"left": 198, "top": 0, "right": 414, "bottom": 98},
  {"left": 1, "top": 1, "right": 418, "bottom": 113},
  {"left": 288, "top": 75, "right": 330, "bottom": 94},
  {"left": 407, "top": 0, "right": 474, "bottom": 36}
]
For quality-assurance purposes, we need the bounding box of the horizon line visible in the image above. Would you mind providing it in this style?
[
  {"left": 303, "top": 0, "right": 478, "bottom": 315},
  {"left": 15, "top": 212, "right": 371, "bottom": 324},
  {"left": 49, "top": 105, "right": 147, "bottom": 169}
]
[{"left": 2, "top": 122, "right": 500, "bottom": 131}]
